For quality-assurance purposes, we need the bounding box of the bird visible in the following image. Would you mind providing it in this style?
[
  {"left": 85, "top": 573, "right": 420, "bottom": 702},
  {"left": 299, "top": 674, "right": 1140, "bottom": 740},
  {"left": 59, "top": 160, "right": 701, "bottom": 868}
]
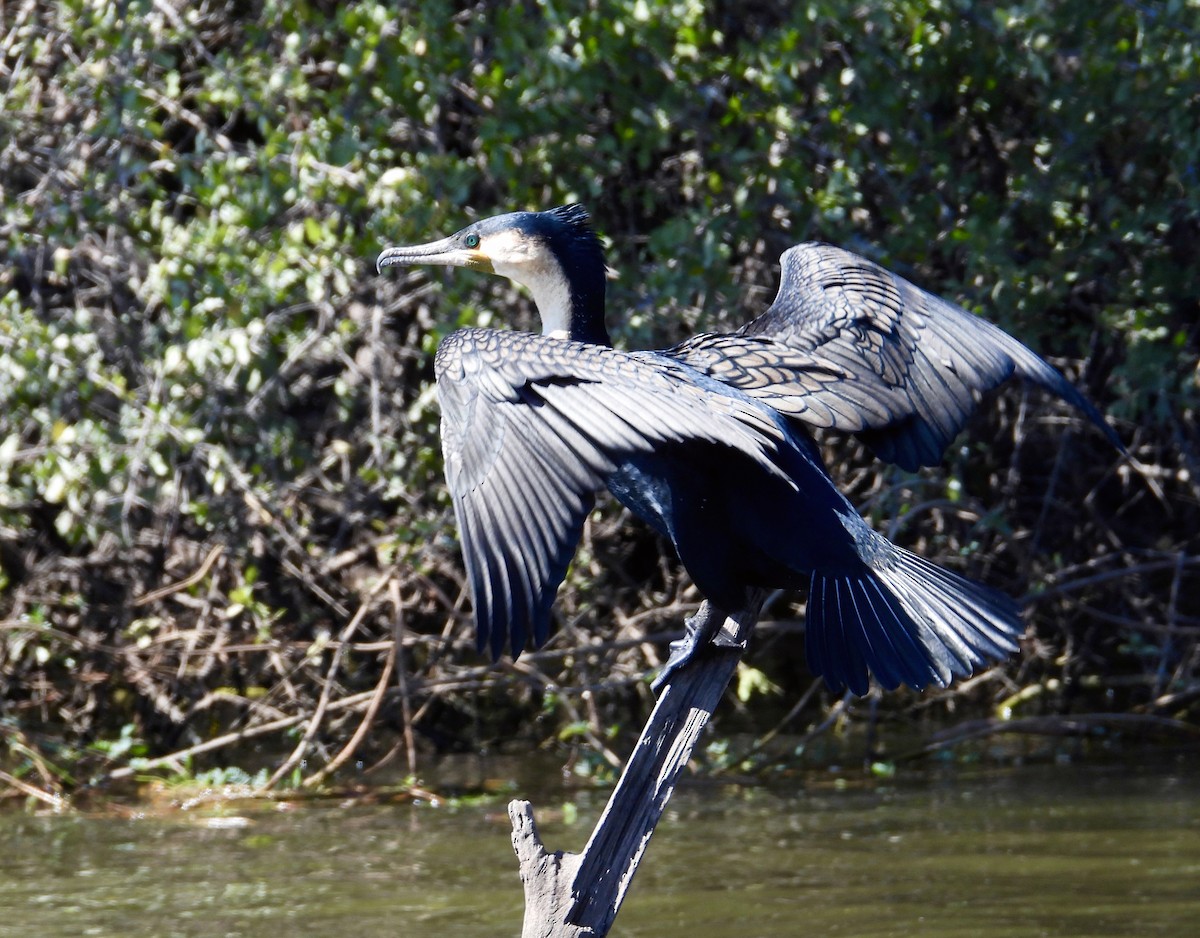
[{"left": 376, "top": 204, "right": 1122, "bottom": 695}]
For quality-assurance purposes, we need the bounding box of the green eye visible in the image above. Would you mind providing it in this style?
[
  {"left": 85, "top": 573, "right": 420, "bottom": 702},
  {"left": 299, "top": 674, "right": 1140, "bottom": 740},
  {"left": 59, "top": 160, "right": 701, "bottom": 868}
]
[{"left": 464, "top": 233, "right": 480, "bottom": 249}]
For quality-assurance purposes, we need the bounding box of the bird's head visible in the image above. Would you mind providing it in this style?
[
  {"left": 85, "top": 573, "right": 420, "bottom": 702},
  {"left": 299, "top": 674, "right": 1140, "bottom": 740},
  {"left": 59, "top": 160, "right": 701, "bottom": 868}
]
[{"left": 377, "top": 203, "right": 609, "bottom": 345}]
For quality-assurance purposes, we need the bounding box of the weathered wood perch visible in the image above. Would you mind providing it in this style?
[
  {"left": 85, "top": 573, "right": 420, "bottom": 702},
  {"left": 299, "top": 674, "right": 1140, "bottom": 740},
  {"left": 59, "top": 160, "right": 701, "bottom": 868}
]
[{"left": 509, "top": 595, "right": 765, "bottom": 937}]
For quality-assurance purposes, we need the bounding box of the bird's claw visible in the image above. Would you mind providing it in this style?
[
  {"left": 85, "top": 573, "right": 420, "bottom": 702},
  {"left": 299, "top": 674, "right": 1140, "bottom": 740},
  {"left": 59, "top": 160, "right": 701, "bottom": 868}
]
[{"left": 651, "top": 612, "right": 744, "bottom": 691}]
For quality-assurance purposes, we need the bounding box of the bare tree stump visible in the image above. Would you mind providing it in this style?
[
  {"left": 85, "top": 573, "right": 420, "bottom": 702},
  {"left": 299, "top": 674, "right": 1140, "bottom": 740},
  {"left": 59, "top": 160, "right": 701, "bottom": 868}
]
[{"left": 509, "top": 596, "right": 764, "bottom": 937}]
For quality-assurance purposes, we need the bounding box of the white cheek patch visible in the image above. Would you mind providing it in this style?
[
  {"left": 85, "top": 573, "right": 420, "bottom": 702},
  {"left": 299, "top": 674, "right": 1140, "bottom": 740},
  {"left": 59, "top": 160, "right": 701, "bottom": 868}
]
[
  {"left": 484, "top": 228, "right": 533, "bottom": 263},
  {"left": 487, "top": 232, "right": 573, "bottom": 337}
]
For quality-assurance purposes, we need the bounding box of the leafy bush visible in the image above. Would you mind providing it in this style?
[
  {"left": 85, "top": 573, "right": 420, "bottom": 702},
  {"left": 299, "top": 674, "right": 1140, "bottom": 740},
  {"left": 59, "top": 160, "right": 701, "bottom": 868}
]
[{"left": 1, "top": 0, "right": 1196, "bottom": 791}]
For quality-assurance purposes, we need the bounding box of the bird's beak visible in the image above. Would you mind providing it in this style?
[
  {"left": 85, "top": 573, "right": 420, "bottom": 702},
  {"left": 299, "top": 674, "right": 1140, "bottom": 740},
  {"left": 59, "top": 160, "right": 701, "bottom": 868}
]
[{"left": 376, "top": 236, "right": 494, "bottom": 275}]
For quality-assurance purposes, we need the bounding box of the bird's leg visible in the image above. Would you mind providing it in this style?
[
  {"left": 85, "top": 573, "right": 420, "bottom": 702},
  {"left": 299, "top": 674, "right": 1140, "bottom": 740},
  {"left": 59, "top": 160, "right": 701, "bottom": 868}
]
[{"left": 652, "top": 603, "right": 741, "bottom": 691}]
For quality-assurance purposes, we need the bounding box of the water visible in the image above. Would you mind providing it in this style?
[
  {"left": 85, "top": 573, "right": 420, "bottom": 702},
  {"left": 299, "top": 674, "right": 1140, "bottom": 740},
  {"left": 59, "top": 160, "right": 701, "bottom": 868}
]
[{"left": 1, "top": 753, "right": 1196, "bottom": 937}]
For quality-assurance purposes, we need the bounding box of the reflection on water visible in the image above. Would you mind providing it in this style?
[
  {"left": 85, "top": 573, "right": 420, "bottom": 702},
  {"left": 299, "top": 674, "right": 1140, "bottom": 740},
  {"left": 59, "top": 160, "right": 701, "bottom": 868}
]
[{"left": 2, "top": 752, "right": 1197, "bottom": 938}]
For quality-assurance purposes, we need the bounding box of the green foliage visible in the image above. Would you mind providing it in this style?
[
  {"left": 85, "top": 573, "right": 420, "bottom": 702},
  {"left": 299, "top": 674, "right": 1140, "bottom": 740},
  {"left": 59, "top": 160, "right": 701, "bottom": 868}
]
[
  {"left": 167, "top": 763, "right": 272, "bottom": 791},
  {"left": 89, "top": 723, "right": 148, "bottom": 763},
  {"left": 735, "top": 663, "right": 780, "bottom": 703},
  {"left": 1, "top": 0, "right": 1196, "bottom": 785}
]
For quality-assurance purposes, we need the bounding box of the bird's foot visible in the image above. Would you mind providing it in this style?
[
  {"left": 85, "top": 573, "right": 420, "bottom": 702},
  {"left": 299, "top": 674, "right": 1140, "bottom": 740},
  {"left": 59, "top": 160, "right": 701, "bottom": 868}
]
[
  {"left": 651, "top": 610, "right": 744, "bottom": 691},
  {"left": 651, "top": 634, "right": 697, "bottom": 691}
]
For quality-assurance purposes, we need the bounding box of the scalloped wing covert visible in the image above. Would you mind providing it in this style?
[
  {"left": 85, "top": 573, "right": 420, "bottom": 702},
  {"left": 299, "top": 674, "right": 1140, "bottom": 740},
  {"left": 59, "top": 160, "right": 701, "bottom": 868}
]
[{"left": 671, "top": 243, "right": 1122, "bottom": 469}]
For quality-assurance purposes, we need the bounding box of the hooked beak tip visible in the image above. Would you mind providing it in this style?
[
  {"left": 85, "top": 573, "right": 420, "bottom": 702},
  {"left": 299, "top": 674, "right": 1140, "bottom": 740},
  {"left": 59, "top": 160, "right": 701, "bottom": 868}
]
[{"left": 375, "top": 247, "right": 400, "bottom": 275}]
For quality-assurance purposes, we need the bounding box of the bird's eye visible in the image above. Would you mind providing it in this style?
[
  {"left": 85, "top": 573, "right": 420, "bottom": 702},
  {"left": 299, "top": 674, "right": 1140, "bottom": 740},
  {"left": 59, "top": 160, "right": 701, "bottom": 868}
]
[{"left": 464, "top": 233, "right": 481, "bottom": 249}]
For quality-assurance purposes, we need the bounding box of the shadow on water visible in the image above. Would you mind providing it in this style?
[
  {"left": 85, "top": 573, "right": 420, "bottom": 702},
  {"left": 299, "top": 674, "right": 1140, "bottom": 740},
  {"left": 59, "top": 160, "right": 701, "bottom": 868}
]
[{"left": 2, "top": 750, "right": 1198, "bottom": 937}]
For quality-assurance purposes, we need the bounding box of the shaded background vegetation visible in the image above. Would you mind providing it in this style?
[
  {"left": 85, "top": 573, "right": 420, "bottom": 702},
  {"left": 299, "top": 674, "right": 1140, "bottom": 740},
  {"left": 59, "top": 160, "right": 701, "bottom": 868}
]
[{"left": 2, "top": 0, "right": 1198, "bottom": 797}]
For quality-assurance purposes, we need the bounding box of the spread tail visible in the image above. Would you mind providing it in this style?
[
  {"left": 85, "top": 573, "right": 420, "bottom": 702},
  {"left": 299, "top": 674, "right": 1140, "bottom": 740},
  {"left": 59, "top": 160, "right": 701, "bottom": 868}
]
[{"left": 807, "top": 538, "right": 1023, "bottom": 695}]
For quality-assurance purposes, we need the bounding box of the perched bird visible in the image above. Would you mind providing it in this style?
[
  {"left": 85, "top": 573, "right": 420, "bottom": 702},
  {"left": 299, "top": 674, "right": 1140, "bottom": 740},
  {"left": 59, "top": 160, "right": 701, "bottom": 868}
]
[{"left": 376, "top": 205, "right": 1120, "bottom": 695}]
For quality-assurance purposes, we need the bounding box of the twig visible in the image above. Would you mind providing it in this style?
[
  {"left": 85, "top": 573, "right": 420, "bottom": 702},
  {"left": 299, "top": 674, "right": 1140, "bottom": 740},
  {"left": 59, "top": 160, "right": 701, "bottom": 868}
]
[
  {"left": 909, "top": 712, "right": 1200, "bottom": 757},
  {"left": 508, "top": 659, "right": 624, "bottom": 770},
  {"left": 1024, "top": 553, "right": 1199, "bottom": 604},
  {"left": 391, "top": 580, "right": 419, "bottom": 777},
  {"left": 133, "top": 80, "right": 233, "bottom": 151},
  {"left": 1155, "top": 550, "right": 1188, "bottom": 697},
  {"left": 257, "top": 574, "right": 393, "bottom": 791},
  {"left": 98, "top": 686, "right": 387, "bottom": 784},
  {"left": 712, "top": 676, "right": 825, "bottom": 775},
  {"left": 301, "top": 620, "right": 398, "bottom": 789},
  {"left": 132, "top": 544, "right": 225, "bottom": 606},
  {"left": 0, "top": 769, "right": 67, "bottom": 811}
]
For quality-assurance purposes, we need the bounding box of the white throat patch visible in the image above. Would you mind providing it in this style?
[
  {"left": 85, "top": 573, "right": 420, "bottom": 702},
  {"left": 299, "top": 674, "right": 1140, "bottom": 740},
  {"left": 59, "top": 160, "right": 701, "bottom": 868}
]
[{"left": 485, "top": 229, "right": 573, "bottom": 337}]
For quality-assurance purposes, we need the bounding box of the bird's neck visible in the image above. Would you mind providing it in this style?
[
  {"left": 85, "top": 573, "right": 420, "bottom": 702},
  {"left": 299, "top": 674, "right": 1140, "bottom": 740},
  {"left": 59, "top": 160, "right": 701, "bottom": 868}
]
[{"left": 520, "top": 263, "right": 610, "bottom": 346}]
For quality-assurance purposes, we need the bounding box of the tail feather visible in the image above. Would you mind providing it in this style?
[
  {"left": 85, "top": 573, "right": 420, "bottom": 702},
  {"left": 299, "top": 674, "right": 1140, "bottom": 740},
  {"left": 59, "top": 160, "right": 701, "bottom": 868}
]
[
  {"left": 807, "top": 543, "right": 1022, "bottom": 695},
  {"left": 857, "top": 576, "right": 937, "bottom": 690},
  {"left": 828, "top": 579, "right": 871, "bottom": 692},
  {"left": 834, "top": 577, "right": 903, "bottom": 690},
  {"left": 806, "top": 576, "right": 832, "bottom": 686}
]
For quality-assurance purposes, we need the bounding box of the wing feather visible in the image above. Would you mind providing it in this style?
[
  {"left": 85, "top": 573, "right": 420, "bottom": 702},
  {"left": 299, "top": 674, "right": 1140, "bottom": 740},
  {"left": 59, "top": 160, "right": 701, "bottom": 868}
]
[
  {"left": 671, "top": 243, "right": 1122, "bottom": 469},
  {"left": 435, "top": 328, "right": 794, "bottom": 658}
]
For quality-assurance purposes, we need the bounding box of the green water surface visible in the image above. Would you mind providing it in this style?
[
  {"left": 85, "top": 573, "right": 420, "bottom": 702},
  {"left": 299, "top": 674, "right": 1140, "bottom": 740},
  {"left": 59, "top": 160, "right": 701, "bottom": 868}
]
[{"left": 1, "top": 754, "right": 1196, "bottom": 937}]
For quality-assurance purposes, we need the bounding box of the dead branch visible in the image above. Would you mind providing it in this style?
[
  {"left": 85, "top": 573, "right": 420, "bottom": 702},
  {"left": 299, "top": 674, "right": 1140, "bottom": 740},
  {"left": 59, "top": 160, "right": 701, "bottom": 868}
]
[{"left": 510, "top": 597, "right": 763, "bottom": 937}]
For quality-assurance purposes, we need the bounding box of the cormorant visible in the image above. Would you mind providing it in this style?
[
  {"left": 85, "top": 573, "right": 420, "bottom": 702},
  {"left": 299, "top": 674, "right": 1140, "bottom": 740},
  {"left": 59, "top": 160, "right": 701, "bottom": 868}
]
[{"left": 376, "top": 204, "right": 1121, "bottom": 695}]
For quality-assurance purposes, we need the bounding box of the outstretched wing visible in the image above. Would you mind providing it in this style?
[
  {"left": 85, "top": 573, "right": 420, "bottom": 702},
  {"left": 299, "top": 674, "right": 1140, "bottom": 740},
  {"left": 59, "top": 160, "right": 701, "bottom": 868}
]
[
  {"left": 435, "top": 328, "right": 790, "bottom": 659},
  {"left": 671, "top": 243, "right": 1123, "bottom": 470}
]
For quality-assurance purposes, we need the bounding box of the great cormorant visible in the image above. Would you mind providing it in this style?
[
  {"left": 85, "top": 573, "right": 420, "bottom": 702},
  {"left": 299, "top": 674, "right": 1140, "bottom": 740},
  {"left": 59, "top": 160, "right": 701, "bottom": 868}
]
[{"left": 376, "top": 204, "right": 1121, "bottom": 695}]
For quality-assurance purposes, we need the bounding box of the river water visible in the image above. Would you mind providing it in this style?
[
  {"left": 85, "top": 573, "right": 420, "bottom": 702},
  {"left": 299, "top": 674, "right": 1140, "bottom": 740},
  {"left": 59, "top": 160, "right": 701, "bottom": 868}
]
[{"left": 1, "top": 751, "right": 1196, "bottom": 937}]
